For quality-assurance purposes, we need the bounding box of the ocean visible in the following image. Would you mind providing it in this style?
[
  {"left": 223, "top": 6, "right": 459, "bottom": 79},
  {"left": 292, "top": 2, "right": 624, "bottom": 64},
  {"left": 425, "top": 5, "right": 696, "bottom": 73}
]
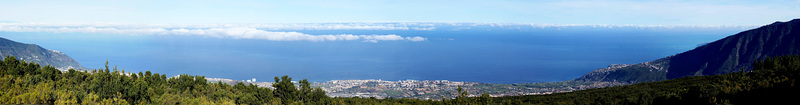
[{"left": 0, "top": 25, "right": 750, "bottom": 83}]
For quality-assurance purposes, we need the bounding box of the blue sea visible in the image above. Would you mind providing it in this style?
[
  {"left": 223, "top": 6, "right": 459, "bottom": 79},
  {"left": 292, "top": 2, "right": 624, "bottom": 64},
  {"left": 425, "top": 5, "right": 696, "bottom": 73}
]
[{"left": 0, "top": 26, "right": 749, "bottom": 83}]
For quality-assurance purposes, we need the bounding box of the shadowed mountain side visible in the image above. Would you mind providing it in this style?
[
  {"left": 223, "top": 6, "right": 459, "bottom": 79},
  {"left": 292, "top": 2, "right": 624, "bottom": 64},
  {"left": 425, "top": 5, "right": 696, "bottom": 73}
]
[
  {"left": 0, "top": 37, "right": 85, "bottom": 70},
  {"left": 578, "top": 18, "right": 800, "bottom": 83}
]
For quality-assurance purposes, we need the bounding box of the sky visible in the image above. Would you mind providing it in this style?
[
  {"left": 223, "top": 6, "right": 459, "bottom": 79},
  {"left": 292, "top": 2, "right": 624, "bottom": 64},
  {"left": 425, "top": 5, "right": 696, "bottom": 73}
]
[{"left": 1, "top": 0, "right": 799, "bottom": 25}]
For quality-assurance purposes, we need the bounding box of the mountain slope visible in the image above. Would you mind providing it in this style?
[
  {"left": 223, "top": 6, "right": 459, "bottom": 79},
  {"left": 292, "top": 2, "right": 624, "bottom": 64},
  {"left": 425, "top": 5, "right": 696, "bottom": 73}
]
[
  {"left": 0, "top": 37, "right": 84, "bottom": 70},
  {"left": 496, "top": 55, "right": 800, "bottom": 105},
  {"left": 578, "top": 18, "right": 800, "bottom": 83}
]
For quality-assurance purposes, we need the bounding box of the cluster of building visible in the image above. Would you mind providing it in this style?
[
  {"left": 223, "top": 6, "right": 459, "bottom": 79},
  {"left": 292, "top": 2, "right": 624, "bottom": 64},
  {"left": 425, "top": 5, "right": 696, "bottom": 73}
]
[
  {"left": 244, "top": 78, "right": 256, "bottom": 82},
  {"left": 206, "top": 77, "right": 273, "bottom": 87},
  {"left": 206, "top": 77, "right": 616, "bottom": 99},
  {"left": 314, "top": 79, "right": 484, "bottom": 99}
]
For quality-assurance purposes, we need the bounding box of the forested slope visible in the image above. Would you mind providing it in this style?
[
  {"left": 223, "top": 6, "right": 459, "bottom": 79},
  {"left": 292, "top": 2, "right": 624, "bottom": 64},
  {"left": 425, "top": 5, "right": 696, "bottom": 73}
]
[
  {"left": 0, "top": 56, "right": 325, "bottom": 104},
  {"left": 496, "top": 55, "right": 800, "bottom": 104},
  {"left": 2, "top": 55, "right": 799, "bottom": 104}
]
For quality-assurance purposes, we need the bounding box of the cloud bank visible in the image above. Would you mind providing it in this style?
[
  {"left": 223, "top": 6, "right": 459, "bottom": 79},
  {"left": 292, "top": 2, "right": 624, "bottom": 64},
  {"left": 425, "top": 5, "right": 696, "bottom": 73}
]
[
  {"left": 0, "top": 22, "right": 758, "bottom": 42},
  {"left": 0, "top": 23, "right": 427, "bottom": 42}
]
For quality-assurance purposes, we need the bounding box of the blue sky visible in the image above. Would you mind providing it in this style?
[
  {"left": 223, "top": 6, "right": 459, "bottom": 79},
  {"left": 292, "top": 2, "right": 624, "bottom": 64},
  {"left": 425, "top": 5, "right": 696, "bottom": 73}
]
[{"left": 1, "top": 0, "right": 799, "bottom": 25}]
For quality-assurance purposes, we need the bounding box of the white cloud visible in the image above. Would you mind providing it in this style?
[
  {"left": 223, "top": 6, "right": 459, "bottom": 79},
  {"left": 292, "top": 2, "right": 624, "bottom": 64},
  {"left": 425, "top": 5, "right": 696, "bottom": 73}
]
[
  {"left": 410, "top": 27, "right": 436, "bottom": 31},
  {"left": 0, "top": 23, "right": 427, "bottom": 42},
  {"left": 405, "top": 37, "right": 427, "bottom": 42}
]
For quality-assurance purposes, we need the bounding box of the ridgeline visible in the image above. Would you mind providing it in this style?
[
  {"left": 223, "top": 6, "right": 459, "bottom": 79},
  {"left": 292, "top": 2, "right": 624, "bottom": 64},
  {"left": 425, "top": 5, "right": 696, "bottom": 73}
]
[{"left": 578, "top": 18, "right": 800, "bottom": 84}]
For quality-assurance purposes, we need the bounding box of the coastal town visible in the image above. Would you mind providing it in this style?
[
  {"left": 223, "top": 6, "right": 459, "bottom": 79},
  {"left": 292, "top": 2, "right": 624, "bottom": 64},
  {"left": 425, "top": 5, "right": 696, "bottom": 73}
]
[{"left": 206, "top": 77, "right": 626, "bottom": 99}]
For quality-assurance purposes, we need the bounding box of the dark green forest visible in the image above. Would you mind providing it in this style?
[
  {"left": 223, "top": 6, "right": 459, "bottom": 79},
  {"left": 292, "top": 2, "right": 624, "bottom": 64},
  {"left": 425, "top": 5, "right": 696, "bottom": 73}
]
[{"left": 1, "top": 55, "right": 799, "bottom": 105}]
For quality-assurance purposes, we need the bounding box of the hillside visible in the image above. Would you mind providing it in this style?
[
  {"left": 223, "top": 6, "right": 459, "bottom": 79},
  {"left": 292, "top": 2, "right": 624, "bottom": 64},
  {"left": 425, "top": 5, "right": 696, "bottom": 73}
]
[
  {"left": 2, "top": 54, "right": 798, "bottom": 104},
  {"left": 578, "top": 18, "right": 800, "bottom": 83},
  {"left": 0, "top": 37, "right": 84, "bottom": 70},
  {"left": 492, "top": 55, "right": 800, "bottom": 104}
]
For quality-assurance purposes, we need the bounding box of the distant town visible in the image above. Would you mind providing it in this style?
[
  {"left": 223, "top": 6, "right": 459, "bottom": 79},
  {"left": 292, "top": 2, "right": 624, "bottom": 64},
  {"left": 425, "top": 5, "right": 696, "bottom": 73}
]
[{"left": 206, "top": 77, "right": 626, "bottom": 99}]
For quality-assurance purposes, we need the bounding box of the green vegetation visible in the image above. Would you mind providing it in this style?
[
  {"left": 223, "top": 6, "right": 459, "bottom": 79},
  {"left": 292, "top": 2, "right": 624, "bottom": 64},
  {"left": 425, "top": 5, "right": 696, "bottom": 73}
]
[
  {"left": 384, "top": 90, "right": 403, "bottom": 96},
  {"left": 494, "top": 55, "right": 800, "bottom": 104},
  {"left": 513, "top": 80, "right": 594, "bottom": 88},
  {"left": 0, "top": 56, "right": 325, "bottom": 104},
  {"left": 1, "top": 55, "right": 799, "bottom": 104}
]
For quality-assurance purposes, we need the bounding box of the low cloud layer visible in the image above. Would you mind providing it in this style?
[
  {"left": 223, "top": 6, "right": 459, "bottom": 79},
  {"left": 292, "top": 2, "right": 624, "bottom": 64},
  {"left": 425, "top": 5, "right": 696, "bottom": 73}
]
[
  {"left": 0, "top": 22, "right": 758, "bottom": 42},
  {"left": 0, "top": 23, "right": 427, "bottom": 42}
]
